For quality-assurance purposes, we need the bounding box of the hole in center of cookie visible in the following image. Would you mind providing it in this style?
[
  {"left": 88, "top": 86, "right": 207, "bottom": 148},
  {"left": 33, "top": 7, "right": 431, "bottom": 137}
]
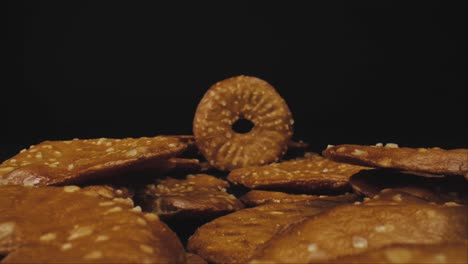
[{"left": 232, "top": 118, "right": 254, "bottom": 134}]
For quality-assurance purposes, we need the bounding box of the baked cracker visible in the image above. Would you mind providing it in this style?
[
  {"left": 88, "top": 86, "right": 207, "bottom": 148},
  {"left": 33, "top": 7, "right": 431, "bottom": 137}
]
[
  {"left": 350, "top": 169, "right": 467, "bottom": 204},
  {"left": 323, "top": 144, "right": 468, "bottom": 177},
  {"left": 187, "top": 194, "right": 357, "bottom": 263},
  {"left": 228, "top": 153, "right": 369, "bottom": 192},
  {"left": 249, "top": 190, "right": 467, "bottom": 263},
  {"left": 139, "top": 174, "right": 243, "bottom": 220},
  {"left": 0, "top": 185, "right": 185, "bottom": 263},
  {"left": 0, "top": 136, "right": 190, "bottom": 186}
]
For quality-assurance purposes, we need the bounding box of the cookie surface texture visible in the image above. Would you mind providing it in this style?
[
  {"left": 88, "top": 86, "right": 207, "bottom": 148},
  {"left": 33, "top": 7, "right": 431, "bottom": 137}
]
[
  {"left": 228, "top": 153, "right": 369, "bottom": 192},
  {"left": 0, "top": 185, "right": 185, "bottom": 263},
  {"left": 193, "top": 75, "right": 294, "bottom": 170},
  {"left": 0, "top": 136, "right": 188, "bottom": 186},
  {"left": 323, "top": 144, "right": 468, "bottom": 176}
]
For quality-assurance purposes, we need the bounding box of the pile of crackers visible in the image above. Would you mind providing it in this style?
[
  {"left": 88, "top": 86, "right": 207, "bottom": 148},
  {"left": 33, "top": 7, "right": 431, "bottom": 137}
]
[{"left": 1, "top": 80, "right": 467, "bottom": 263}]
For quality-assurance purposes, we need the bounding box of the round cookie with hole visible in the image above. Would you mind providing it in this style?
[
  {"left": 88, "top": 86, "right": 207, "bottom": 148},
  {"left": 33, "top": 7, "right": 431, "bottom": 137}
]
[{"left": 193, "top": 75, "right": 294, "bottom": 171}]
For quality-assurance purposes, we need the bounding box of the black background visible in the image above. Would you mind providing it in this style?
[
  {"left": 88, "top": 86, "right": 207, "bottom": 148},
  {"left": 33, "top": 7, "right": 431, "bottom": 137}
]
[{"left": 3, "top": 1, "right": 466, "bottom": 162}]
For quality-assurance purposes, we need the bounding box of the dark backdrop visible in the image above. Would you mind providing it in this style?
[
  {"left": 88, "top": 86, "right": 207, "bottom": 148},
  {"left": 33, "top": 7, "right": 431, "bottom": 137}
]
[{"left": 3, "top": 1, "right": 466, "bottom": 161}]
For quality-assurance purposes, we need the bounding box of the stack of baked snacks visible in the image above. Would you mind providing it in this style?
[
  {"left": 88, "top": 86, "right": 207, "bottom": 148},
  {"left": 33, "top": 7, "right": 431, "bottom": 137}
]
[{"left": 1, "top": 76, "right": 466, "bottom": 263}]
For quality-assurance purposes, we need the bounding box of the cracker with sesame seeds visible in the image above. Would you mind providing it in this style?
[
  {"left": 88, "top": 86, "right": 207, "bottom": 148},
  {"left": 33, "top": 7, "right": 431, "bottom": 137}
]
[
  {"left": 0, "top": 185, "right": 185, "bottom": 263},
  {"left": 227, "top": 153, "right": 370, "bottom": 192},
  {"left": 350, "top": 169, "right": 467, "bottom": 204},
  {"left": 323, "top": 144, "right": 468, "bottom": 177},
  {"left": 187, "top": 194, "right": 357, "bottom": 264},
  {"left": 139, "top": 174, "right": 244, "bottom": 220},
  {"left": 328, "top": 241, "right": 468, "bottom": 264},
  {"left": 248, "top": 190, "right": 467, "bottom": 263},
  {"left": 193, "top": 75, "right": 294, "bottom": 171},
  {"left": 0, "top": 136, "right": 191, "bottom": 186}
]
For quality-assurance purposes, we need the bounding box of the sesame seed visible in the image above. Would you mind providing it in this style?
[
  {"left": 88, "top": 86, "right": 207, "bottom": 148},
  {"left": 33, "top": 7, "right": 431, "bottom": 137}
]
[
  {"left": 137, "top": 218, "right": 147, "bottom": 226},
  {"left": 0, "top": 222, "right": 15, "bottom": 240},
  {"left": 352, "top": 236, "right": 368, "bottom": 249},
  {"left": 126, "top": 149, "right": 138, "bottom": 157},
  {"left": 131, "top": 206, "right": 142, "bottom": 212},
  {"left": 99, "top": 201, "right": 115, "bottom": 207},
  {"left": 83, "top": 250, "right": 103, "bottom": 260},
  {"left": 104, "top": 207, "right": 123, "bottom": 214},
  {"left": 39, "top": 232, "right": 57, "bottom": 242},
  {"left": 61, "top": 243, "right": 73, "bottom": 251},
  {"left": 68, "top": 226, "right": 94, "bottom": 240},
  {"left": 352, "top": 149, "right": 368, "bottom": 156},
  {"left": 270, "top": 211, "right": 284, "bottom": 215},
  {"left": 64, "top": 186, "right": 80, "bottom": 193},
  {"left": 95, "top": 235, "right": 109, "bottom": 242},
  {"left": 385, "top": 143, "right": 399, "bottom": 148},
  {"left": 113, "top": 198, "right": 134, "bottom": 206},
  {"left": 444, "top": 202, "right": 462, "bottom": 207},
  {"left": 105, "top": 147, "right": 115, "bottom": 153},
  {"left": 307, "top": 243, "right": 318, "bottom": 253},
  {"left": 139, "top": 244, "right": 154, "bottom": 254},
  {"left": 144, "top": 213, "right": 159, "bottom": 221},
  {"left": 392, "top": 194, "right": 403, "bottom": 202},
  {"left": 375, "top": 224, "right": 394, "bottom": 232}
]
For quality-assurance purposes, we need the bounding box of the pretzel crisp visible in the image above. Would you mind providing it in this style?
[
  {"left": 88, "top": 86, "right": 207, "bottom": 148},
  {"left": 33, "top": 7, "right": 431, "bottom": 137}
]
[
  {"left": 0, "top": 136, "right": 190, "bottom": 186},
  {"left": 349, "top": 169, "right": 467, "bottom": 204},
  {"left": 0, "top": 185, "right": 185, "bottom": 263},
  {"left": 228, "top": 153, "right": 369, "bottom": 192},
  {"left": 187, "top": 194, "right": 357, "bottom": 263},
  {"left": 139, "top": 174, "right": 243, "bottom": 220},
  {"left": 323, "top": 144, "right": 468, "bottom": 177},
  {"left": 249, "top": 190, "right": 467, "bottom": 263}
]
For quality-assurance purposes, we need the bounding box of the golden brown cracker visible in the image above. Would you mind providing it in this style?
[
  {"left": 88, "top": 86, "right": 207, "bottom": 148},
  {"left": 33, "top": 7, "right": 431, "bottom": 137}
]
[
  {"left": 0, "top": 185, "right": 185, "bottom": 263},
  {"left": 328, "top": 242, "right": 468, "bottom": 264},
  {"left": 187, "top": 194, "right": 357, "bottom": 263},
  {"left": 193, "top": 75, "right": 294, "bottom": 171},
  {"left": 323, "top": 144, "right": 468, "bottom": 176},
  {"left": 350, "top": 169, "right": 467, "bottom": 204},
  {"left": 140, "top": 174, "right": 243, "bottom": 219},
  {"left": 249, "top": 190, "right": 467, "bottom": 263},
  {"left": 0, "top": 136, "right": 189, "bottom": 186},
  {"left": 228, "top": 153, "right": 369, "bottom": 192}
]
